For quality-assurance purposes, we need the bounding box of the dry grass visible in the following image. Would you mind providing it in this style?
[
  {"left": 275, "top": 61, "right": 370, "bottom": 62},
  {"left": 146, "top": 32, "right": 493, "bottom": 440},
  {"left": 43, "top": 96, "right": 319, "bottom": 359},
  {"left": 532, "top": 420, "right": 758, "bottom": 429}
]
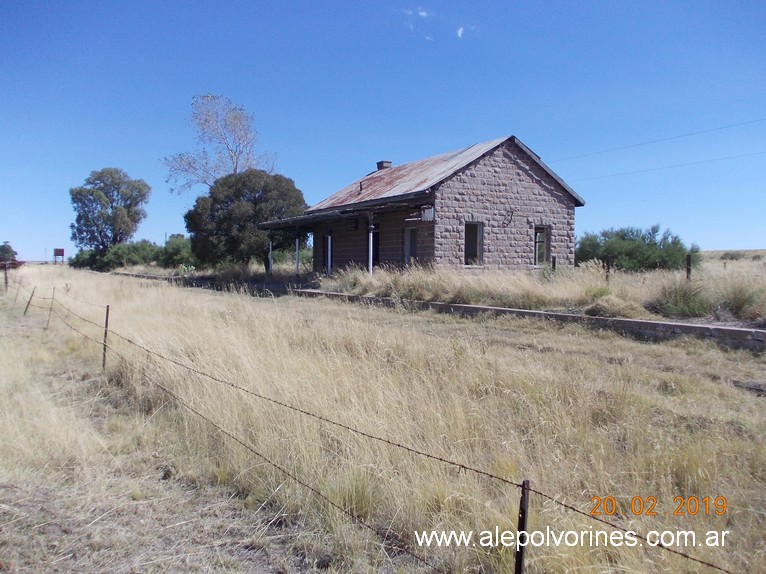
[
  {"left": 5, "top": 264, "right": 766, "bottom": 572},
  {"left": 321, "top": 254, "right": 766, "bottom": 325},
  {"left": 0, "top": 298, "right": 100, "bottom": 483},
  {"left": 0, "top": 267, "right": 309, "bottom": 572}
]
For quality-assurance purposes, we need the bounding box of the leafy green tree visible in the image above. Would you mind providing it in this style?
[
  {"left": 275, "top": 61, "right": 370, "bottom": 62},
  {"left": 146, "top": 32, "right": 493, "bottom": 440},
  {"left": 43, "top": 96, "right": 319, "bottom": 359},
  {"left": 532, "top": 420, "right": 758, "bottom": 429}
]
[
  {"left": 0, "top": 241, "right": 17, "bottom": 263},
  {"left": 573, "top": 233, "right": 600, "bottom": 264},
  {"left": 575, "top": 224, "right": 699, "bottom": 271},
  {"left": 69, "top": 168, "right": 151, "bottom": 257},
  {"left": 184, "top": 169, "right": 307, "bottom": 270}
]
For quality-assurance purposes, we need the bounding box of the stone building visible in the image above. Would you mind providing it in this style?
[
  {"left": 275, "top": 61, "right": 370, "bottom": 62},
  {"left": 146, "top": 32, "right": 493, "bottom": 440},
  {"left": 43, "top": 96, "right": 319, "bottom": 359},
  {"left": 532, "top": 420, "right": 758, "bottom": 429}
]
[{"left": 260, "top": 135, "right": 584, "bottom": 273}]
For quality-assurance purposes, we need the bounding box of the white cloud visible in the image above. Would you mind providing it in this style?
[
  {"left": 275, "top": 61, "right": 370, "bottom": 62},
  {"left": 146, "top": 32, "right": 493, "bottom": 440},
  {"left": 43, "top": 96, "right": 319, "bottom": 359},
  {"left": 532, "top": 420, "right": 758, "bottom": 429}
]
[
  {"left": 418, "top": 8, "right": 428, "bottom": 17},
  {"left": 457, "top": 26, "right": 464, "bottom": 38}
]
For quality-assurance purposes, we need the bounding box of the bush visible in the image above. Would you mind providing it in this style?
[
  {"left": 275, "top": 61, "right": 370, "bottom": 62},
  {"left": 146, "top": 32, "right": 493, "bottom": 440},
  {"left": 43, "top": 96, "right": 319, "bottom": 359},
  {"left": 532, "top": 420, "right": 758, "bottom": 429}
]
[
  {"left": 720, "top": 251, "right": 744, "bottom": 261},
  {"left": 646, "top": 279, "right": 712, "bottom": 318},
  {"left": 102, "top": 240, "right": 160, "bottom": 270},
  {"left": 717, "top": 282, "right": 765, "bottom": 321},
  {"left": 69, "top": 240, "right": 160, "bottom": 271},
  {"left": 576, "top": 224, "right": 699, "bottom": 271},
  {"left": 68, "top": 250, "right": 98, "bottom": 269},
  {"left": 159, "top": 234, "right": 197, "bottom": 268}
]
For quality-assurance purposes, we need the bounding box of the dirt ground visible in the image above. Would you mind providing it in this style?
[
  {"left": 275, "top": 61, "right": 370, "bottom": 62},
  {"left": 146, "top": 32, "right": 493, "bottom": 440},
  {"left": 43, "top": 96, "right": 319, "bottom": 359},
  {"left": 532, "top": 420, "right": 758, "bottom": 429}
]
[{"left": 0, "top": 303, "right": 318, "bottom": 574}]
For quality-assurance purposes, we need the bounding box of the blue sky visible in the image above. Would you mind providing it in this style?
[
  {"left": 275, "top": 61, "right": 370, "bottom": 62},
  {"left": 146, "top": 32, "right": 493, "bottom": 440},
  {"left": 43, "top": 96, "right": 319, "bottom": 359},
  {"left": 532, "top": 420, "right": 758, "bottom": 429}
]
[{"left": 2, "top": 1, "right": 764, "bottom": 261}]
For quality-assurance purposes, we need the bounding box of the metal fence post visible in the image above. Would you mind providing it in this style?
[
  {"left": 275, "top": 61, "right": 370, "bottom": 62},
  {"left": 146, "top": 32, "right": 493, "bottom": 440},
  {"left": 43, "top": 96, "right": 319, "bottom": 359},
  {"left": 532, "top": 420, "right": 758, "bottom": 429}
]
[
  {"left": 23, "top": 287, "right": 36, "bottom": 317},
  {"left": 45, "top": 286, "right": 55, "bottom": 330},
  {"left": 514, "top": 479, "right": 530, "bottom": 574},
  {"left": 102, "top": 305, "right": 110, "bottom": 371}
]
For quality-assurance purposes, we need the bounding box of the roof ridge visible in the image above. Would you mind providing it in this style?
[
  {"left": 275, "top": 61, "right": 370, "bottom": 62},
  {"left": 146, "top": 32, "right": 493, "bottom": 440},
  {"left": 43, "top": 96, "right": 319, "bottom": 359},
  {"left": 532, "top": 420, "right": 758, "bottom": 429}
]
[{"left": 305, "top": 135, "right": 583, "bottom": 213}]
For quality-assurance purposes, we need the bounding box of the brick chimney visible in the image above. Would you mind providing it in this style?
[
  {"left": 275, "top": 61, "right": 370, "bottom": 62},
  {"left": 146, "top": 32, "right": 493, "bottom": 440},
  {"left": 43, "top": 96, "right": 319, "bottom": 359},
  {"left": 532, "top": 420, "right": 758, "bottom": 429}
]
[{"left": 376, "top": 160, "right": 392, "bottom": 170}]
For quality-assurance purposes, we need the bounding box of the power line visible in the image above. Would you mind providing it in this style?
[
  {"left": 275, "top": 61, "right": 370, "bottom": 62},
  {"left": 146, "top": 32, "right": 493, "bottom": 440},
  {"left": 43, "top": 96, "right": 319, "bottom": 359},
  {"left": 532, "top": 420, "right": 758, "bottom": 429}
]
[
  {"left": 549, "top": 117, "right": 766, "bottom": 163},
  {"left": 570, "top": 150, "right": 766, "bottom": 183}
]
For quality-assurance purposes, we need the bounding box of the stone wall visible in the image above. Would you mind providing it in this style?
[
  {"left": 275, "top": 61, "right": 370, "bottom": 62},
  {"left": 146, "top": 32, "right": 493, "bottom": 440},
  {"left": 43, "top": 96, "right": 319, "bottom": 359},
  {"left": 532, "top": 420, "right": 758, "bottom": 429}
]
[
  {"left": 295, "top": 290, "right": 766, "bottom": 352},
  {"left": 434, "top": 141, "right": 577, "bottom": 268}
]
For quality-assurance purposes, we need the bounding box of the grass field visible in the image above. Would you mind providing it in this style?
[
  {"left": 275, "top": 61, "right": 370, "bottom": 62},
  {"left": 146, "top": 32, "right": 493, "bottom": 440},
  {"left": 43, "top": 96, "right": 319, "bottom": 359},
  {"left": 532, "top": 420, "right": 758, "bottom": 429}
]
[{"left": 2, "top": 264, "right": 765, "bottom": 573}]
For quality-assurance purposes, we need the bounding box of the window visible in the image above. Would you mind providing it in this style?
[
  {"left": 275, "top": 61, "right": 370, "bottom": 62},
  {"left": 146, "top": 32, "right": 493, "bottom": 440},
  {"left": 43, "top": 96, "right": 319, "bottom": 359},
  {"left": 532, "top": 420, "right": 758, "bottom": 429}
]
[
  {"left": 464, "top": 222, "right": 484, "bottom": 265},
  {"left": 534, "top": 226, "right": 550, "bottom": 265},
  {"left": 404, "top": 227, "right": 418, "bottom": 265}
]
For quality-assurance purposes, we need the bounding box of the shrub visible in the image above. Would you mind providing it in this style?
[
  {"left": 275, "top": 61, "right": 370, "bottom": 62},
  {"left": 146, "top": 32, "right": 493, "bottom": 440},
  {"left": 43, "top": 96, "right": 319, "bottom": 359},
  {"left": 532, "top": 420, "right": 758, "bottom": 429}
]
[
  {"left": 68, "top": 249, "right": 98, "bottom": 269},
  {"left": 101, "top": 240, "right": 161, "bottom": 270},
  {"left": 576, "top": 224, "right": 699, "bottom": 271},
  {"left": 70, "top": 240, "right": 161, "bottom": 271},
  {"left": 720, "top": 251, "right": 744, "bottom": 261},
  {"left": 159, "top": 234, "right": 197, "bottom": 268},
  {"left": 646, "top": 279, "right": 712, "bottom": 318},
  {"left": 717, "top": 282, "right": 765, "bottom": 321}
]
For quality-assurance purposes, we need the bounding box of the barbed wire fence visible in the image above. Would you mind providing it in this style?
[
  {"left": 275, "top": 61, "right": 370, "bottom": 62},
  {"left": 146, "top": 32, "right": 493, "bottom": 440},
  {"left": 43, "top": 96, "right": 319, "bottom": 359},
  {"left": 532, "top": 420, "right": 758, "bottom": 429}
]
[{"left": 3, "top": 275, "right": 741, "bottom": 574}]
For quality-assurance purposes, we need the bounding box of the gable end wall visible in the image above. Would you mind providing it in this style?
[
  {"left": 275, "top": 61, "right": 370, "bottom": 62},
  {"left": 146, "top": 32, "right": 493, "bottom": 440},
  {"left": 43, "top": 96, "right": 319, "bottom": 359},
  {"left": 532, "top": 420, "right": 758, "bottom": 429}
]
[{"left": 433, "top": 141, "right": 576, "bottom": 268}]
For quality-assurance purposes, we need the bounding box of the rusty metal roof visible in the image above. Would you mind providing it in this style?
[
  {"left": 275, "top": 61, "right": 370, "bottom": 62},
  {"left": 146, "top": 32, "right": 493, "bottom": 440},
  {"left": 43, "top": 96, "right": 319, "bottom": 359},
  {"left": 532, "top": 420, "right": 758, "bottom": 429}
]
[
  {"left": 259, "top": 136, "right": 584, "bottom": 230},
  {"left": 307, "top": 135, "right": 583, "bottom": 213},
  {"left": 307, "top": 136, "right": 507, "bottom": 213}
]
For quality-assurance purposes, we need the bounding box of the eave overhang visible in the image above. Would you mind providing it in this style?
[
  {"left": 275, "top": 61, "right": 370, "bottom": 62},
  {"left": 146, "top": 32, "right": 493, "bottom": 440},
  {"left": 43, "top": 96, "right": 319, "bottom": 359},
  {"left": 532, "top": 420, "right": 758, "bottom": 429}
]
[{"left": 258, "top": 189, "right": 432, "bottom": 231}]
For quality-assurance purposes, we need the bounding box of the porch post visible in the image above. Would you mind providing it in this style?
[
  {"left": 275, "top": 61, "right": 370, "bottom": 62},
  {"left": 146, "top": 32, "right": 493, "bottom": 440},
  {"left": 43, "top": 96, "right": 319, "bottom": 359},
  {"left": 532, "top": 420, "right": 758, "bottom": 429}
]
[
  {"left": 327, "top": 230, "right": 333, "bottom": 275},
  {"left": 367, "top": 217, "right": 374, "bottom": 275},
  {"left": 268, "top": 231, "right": 273, "bottom": 275},
  {"left": 295, "top": 232, "right": 300, "bottom": 278}
]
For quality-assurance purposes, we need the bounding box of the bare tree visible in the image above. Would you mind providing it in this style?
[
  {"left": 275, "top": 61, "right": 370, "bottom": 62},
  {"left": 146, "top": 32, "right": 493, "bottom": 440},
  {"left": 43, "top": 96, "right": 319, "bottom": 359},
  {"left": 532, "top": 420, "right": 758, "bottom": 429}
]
[{"left": 163, "top": 94, "right": 274, "bottom": 194}]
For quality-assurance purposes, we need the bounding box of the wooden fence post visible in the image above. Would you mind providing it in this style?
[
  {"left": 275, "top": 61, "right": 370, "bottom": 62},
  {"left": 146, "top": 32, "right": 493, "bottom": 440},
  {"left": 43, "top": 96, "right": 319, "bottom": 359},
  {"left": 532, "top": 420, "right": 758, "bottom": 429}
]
[
  {"left": 23, "top": 287, "right": 36, "bottom": 317},
  {"left": 514, "top": 479, "right": 530, "bottom": 574},
  {"left": 3, "top": 263, "right": 7, "bottom": 292},
  {"left": 605, "top": 256, "right": 612, "bottom": 283},
  {"left": 102, "top": 305, "right": 110, "bottom": 371},
  {"left": 551, "top": 256, "right": 557, "bottom": 273}
]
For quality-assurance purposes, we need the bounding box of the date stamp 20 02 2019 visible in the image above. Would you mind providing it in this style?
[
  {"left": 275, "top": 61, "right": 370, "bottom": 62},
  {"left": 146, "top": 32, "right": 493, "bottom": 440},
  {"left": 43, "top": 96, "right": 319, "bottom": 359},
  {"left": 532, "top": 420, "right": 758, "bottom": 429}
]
[{"left": 590, "top": 495, "right": 727, "bottom": 517}]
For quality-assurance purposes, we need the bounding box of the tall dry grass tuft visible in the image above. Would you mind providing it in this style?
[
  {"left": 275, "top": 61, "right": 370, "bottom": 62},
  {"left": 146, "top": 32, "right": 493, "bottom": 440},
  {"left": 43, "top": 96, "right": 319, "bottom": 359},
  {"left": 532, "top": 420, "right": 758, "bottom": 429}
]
[
  {"left": 10, "top": 264, "right": 766, "bottom": 572},
  {"left": 323, "top": 256, "right": 766, "bottom": 323}
]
